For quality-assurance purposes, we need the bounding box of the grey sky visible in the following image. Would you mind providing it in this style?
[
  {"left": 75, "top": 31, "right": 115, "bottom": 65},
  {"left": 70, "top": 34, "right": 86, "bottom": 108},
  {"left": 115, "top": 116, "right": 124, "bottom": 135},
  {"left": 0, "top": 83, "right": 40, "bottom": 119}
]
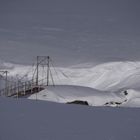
[{"left": 0, "top": 0, "right": 140, "bottom": 65}]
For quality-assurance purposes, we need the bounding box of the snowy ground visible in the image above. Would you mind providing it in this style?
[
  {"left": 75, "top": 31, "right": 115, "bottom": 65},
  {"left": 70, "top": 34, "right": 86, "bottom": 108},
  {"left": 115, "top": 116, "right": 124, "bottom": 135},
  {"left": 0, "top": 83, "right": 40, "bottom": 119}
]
[
  {"left": 0, "top": 97, "right": 140, "bottom": 140},
  {"left": 28, "top": 85, "right": 140, "bottom": 107},
  {"left": 1, "top": 1, "right": 140, "bottom": 139},
  {"left": 1, "top": 60, "right": 140, "bottom": 107}
]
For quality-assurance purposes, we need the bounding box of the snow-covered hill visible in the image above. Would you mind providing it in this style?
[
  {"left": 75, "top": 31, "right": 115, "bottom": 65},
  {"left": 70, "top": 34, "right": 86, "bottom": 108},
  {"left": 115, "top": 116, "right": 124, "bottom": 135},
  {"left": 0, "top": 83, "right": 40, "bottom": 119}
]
[
  {"left": 28, "top": 85, "right": 125, "bottom": 106},
  {"left": 1, "top": 60, "right": 140, "bottom": 107},
  {"left": 1, "top": 1, "right": 140, "bottom": 139},
  {"left": 28, "top": 85, "right": 140, "bottom": 107},
  {"left": 5, "top": 61, "right": 140, "bottom": 91},
  {"left": 53, "top": 61, "right": 140, "bottom": 91}
]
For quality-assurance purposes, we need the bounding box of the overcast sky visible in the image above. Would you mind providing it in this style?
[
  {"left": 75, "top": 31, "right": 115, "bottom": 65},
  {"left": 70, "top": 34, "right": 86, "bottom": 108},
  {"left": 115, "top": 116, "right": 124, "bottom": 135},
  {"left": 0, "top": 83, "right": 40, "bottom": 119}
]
[{"left": 0, "top": 0, "right": 140, "bottom": 65}]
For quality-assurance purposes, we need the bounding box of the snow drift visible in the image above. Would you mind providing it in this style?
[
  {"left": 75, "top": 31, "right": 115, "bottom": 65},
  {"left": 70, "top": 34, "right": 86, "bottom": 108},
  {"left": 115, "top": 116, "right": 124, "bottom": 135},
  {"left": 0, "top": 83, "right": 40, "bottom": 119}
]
[
  {"left": 4, "top": 61, "right": 140, "bottom": 91},
  {"left": 1, "top": 60, "right": 140, "bottom": 107},
  {"left": 28, "top": 85, "right": 126, "bottom": 106},
  {"left": 54, "top": 61, "right": 140, "bottom": 91},
  {"left": 28, "top": 85, "right": 140, "bottom": 107}
]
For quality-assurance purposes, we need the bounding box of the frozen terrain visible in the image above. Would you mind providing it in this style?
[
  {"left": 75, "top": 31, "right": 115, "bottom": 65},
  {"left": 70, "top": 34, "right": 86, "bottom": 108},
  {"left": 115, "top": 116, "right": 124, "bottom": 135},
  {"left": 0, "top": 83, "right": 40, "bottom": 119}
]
[
  {"left": 1, "top": 0, "right": 140, "bottom": 139},
  {"left": 3, "top": 60, "right": 140, "bottom": 91},
  {"left": 1, "top": 60, "right": 140, "bottom": 107},
  {"left": 1, "top": 0, "right": 140, "bottom": 107},
  {"left": 0, "top": 97, "right": 140, "bottom": 140},
  {"left": 28, "top": 85, "right": 140, "bottom": 107}
]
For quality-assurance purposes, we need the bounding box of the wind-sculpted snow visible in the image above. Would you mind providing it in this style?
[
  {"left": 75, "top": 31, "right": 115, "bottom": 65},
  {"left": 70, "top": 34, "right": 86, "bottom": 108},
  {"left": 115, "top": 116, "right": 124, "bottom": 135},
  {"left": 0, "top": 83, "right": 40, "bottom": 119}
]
[
  {"left": 28, "top": 85, "right": 126, "bottom": 106},
  {"left": 1, "top": 61, "right": 140, "bottom": 107},
  {"left": 120, "top": 89, "right": 140, "bottom": 107},
  {"left": 28, "top": 85, "right": 140, "bottom": 107},
  {"left": 5, "top": 61, "right": 140, "bottom": 90},
  {"left": 58, "top": 61, "right": 140, "bottom": 91}
]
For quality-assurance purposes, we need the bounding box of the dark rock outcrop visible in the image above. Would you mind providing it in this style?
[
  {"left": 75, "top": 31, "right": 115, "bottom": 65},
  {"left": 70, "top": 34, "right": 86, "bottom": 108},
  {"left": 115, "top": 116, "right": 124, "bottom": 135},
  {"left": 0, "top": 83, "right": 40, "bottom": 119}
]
[{"left": 67, "top": 100, "right": 89, "bottom": 106}]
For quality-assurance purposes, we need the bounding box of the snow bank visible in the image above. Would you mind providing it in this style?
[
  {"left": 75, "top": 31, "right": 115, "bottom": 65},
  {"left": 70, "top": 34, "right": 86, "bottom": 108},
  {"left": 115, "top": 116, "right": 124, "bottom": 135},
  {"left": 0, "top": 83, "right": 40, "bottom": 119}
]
[
  {"left": 28, "top": 85, "right": 126, "bottom": 107},
  {"left": 120, "top": 89, "right": 140, "bottom": 107},
  {"left": 28, "top": 86, "right": 140, "bottom": 108},
  {"left": 2, "top": 60, "right": 140, "bottom": 107}
]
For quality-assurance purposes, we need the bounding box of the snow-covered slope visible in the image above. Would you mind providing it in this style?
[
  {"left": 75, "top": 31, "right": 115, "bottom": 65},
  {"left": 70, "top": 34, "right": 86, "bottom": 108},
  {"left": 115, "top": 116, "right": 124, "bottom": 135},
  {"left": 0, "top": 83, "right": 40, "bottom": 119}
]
[
  {"left": 1, "top": 60, "right": 140, "bottom": 107},
  {"left": 120, "top": 89, "right": 140, "bottom": 107},
  {"left": 3, "top": 61, "right": 140, "bottom": 91},
  {"left": 55, "top": 61, "right": 140, "bottom": 91},
  {"left": 28, "top": 85, "right": 140, "bottom": 107},
  {"left": 0, "top": 98, "right": 140, "bottom": 140},
  {"left": 28, "top": 85, "right": 126, "bottom": 106}
]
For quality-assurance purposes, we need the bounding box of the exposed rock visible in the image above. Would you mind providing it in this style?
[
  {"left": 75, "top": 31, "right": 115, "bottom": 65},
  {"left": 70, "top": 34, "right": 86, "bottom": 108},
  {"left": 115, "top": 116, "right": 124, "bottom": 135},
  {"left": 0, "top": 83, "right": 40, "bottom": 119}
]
[{"left": 67, "top": 100, "right": 89, "bottom": 106}]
